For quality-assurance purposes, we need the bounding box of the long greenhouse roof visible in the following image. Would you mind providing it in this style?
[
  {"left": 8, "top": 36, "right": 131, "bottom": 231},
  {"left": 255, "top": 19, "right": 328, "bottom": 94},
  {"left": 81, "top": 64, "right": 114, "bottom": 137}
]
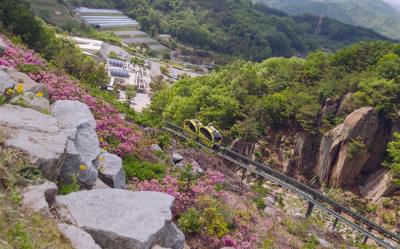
[{"left": 76, "top": 7, "right": 122, "bottom": 14}]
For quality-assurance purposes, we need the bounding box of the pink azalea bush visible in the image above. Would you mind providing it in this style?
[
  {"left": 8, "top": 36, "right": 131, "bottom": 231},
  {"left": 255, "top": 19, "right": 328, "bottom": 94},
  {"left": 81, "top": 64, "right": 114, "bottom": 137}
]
[
  {"left": 0, "top": 35, "right": 140, "bottom": 156},
  {"left": 0, "top": 37, "right": 45, "bottom": 68},
  {"left": 138, "top": 170, "right": 269, "bottom": 249}
]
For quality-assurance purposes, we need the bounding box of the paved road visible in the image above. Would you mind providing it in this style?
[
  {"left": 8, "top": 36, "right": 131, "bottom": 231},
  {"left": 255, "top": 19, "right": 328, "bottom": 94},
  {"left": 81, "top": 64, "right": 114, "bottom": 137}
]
[{"left": 130, "top": 93, "right": 151, "bottom": 112}]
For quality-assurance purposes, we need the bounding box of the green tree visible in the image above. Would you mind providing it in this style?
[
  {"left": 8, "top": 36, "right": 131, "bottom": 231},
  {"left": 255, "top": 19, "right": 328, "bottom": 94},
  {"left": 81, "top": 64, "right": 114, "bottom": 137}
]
[{"left": 385, "top": 133, "right": 400, "bottom": 186}]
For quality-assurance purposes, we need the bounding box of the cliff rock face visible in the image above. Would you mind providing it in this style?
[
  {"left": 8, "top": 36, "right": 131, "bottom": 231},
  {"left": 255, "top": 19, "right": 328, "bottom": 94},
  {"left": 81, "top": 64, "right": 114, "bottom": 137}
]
[
  {"left": 315, "top": 107, "right": 381, "bottom": 188},
  {"left": 293, "top": 132, "right": 321, "bottom": 176},
  {"left": 360, "top": 169, "right": 396, "bottom": 202}
]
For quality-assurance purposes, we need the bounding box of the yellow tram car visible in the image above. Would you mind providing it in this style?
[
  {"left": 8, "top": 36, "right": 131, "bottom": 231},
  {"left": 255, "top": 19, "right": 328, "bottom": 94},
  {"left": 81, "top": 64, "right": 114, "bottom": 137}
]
[{"left": 183, "top": 119, "right": 222, "bottom": 147}]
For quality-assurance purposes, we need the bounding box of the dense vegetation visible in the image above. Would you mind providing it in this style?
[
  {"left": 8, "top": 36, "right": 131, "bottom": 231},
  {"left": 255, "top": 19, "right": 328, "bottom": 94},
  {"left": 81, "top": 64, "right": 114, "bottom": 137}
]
[
  {"left": 260, "top": 0, "right": 400, "bottom": 40},
  {"left": 66, "top": 0, "right": 388, "bottom": 61},
  {"left": 148, "top": 41, "right": 400, "bottom": 134},
  {"left": 147, "top": 41, "right": 400, "bottom": 180}
]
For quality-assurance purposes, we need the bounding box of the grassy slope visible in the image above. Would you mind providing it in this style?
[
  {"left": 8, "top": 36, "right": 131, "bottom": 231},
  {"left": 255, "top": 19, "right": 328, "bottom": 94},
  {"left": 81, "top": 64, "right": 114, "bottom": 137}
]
[
  {"left": 29, "top": 0, "right": 75, "bottom": 26},
  {"left": 0, "top": 129, "right": 73, "bottom": 249},
  {"left": 259, "top": 0, "right": 400, "bottom": 39}
]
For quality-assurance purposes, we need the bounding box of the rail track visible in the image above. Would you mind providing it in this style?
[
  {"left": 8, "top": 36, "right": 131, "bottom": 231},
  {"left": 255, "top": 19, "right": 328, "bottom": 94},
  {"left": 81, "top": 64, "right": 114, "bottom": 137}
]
[{"left": 163, "top": 121, "right": 400, "bottom": 249}]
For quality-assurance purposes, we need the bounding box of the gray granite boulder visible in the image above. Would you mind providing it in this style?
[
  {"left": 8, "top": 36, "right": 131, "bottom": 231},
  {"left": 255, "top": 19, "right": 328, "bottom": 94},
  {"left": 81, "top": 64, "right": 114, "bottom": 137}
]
[
  {"left": 0, "top": 69, "right": 15, "bottom": 94},
  {"left": 51, "top": 100, "right": 100, "bottom": 188},
  {"left": 11, "top": 92, "right": 50, "bottom": 113},
  {"left": 0, "top": 105, "right": 68, "bottom": 180},
  {"left": 22, "top": 181, "right": 58, "bottom": 215},
  {"left": 57, "top": 224, "right": 102, "bottom": 249},
  {"left": 0, "top": 37, "right": 6, "bottom": 57},
  {"left": 150, "top": 144, "right": 162, "bottom": 152},
  {"left": 51, "top": 100, "right": 96, "bottom": 130},
  {"left": 1, "top": 66, "right": 48, "bottom": 96},
  {"left": 172, "top": 153, "right": 184, "bottom": 164},
  {"left": 93, "top": 178, "right": 111, "bottom": 189},
  {"left": 98, "top": 152, "right": 126, "bottom": 189},
  {"left": 54, "top": 189, "right": 185, "bottom": 249}
]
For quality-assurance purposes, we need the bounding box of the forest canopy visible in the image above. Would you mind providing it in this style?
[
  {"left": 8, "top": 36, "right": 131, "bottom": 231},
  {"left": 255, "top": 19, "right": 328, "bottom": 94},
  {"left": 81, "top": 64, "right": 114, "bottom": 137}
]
[
  {"left": 66, "top": 0, "right": 389, "bottom": 61},
  {"left": 147, "top": 41, "right": 400, "bottom": 141}
]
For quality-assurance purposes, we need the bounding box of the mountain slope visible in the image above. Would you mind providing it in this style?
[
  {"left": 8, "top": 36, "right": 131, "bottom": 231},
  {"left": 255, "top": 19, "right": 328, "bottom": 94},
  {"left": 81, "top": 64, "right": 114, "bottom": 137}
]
[
  {"left": 384, "top": 0, "right": 400, "bottom": 11},
  {"left": 68, "top": 0, "right": 389, "bottom": 61},
  {"left": 259, "top": 0, "right": 400, "bottom": 39}
]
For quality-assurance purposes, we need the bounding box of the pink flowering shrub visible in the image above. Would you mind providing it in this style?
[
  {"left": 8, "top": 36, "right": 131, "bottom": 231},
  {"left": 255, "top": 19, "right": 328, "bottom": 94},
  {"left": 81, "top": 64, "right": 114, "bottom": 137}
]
[
  {"left": 138, "top": 170, "right": 267, "bottom": 249},
  {"left": 0, "top": 37, "right": 45, "bottom": 68},
  {"left": 0, "top": 35, "right": 140, "bottom": 156}
]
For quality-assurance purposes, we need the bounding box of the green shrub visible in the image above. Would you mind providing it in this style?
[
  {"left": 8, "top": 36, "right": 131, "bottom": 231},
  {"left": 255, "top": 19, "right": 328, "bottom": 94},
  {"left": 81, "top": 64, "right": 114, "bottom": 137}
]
[
  {"left": 178, "top": 208, "right": 202, "bottom": 234},
  {"left": 382, "top": 211, "right": 396, "bottom": 225},
  {"left": 16, "top": 64, "right": 42, "bottom": 74},
  {"left": 347, "top": 137, "right": 367, "bottom": 159},
  {"left": 59, "top": 176, "right": 80, "bottom": 195},
  {"left": 254, "top": 196, "right": 266, "bottom": 210},
  {"left": 197, "top": 196, "right": 233, "bottom": 238},
  {"left": 156, "top": 134, "right": 171, "bottom": 149},
  {"left": 123, "top": 155, "right": 166, "bottom": 181},
  {"left": 384, "top": 132, "right": 400, "bottom": 186},
  {"left": 283, "top": 218, "right": 309, "bottom": 237}
]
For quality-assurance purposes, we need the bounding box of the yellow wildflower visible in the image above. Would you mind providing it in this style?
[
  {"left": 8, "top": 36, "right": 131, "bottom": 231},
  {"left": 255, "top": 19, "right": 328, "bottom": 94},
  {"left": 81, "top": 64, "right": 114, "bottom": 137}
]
[
  {"left": 6, "top": 88, "right": 14, "bottom": 95},
  {"left": 99, "top": 137, "right": 104, "bottom": 143},
  {"left": 16, "top": 83, "right": 24, "bottom": 94},
  {"left": 79, "top": 164, "right": 87, "bottom": 171},
  {"left": 36, "top": 91, "right": 44, "bottom": 97},
  {"left": 99, "top": 156, "right": 105, "bottom": 161}
]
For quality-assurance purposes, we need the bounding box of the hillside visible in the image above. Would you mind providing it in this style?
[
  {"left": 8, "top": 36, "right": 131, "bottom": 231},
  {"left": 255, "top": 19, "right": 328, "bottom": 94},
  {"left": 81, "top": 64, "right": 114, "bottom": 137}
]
[
  {"left": 1, "top": 0, "right": 400, "bottom": 248},
  {"left": 384, "top": 0, "right": 400, "bottom": 11},
  {"left": 29, "top": 0, "right": 74, "bottom": 26},
  {"left": 67, "top": 0, "right": 389, "bottom": 61},
  {"left": 259, "top": 0, "right": 400, "bottom": 40},
  {"left": 147, "top": 40, "right": 400, "bottom": 193}
]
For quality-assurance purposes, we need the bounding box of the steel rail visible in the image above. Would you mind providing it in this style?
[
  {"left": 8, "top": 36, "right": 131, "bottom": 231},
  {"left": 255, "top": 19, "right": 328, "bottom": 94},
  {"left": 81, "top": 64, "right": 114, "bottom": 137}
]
[{"left": 163, "top": 121, "right": 400, "bottom": 249}]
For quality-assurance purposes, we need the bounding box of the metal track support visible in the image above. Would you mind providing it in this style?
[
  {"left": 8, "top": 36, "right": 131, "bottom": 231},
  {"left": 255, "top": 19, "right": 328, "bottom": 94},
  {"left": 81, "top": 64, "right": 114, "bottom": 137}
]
[
  {"left": 332, "top": 217, "right": 339, "bottom": 230},
  {"left": 305, "top": 201, "right": 315, "bottom": 218},
  {"left": 241, "top": 168, "right": 247, "bottom": 182}
]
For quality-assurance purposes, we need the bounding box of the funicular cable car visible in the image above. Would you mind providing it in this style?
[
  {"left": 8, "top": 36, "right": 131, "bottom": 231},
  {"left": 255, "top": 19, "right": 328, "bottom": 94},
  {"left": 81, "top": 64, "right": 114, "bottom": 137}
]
[{"left": 183, "top": 119, "right": 222, "bottom": 148}]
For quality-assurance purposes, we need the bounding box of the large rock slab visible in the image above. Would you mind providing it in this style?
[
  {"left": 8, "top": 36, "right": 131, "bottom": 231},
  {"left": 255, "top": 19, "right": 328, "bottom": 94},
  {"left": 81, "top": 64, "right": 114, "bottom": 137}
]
[
  {"left": 360, "top": 169, "right": 397, "bottom": 202},
  {"left": 315, "top": 107, "right": 380, "bottom": 187},
  {"left": 11, "top": 92, "right": 50, "bottom": 113},
  {"left": 98, "top": 152, "right": 126, "bottom": 189},
  {"left": 54, "top": 189, "right": 185, "bottom": 249},
  {"left": 57, "top": 224, "right": 101, "bottom": 249},
  {"left": 51, "top": 100, "right": 96, "bottom": 130},
  {"left": 52, "top": 100, "right": 100, "bottom": 188},
  {"left": 0, "top": 105, "right": 68, "bottom": 180},
  {"left": 22, "top": 181, "right": 58, "bottom": 215}
]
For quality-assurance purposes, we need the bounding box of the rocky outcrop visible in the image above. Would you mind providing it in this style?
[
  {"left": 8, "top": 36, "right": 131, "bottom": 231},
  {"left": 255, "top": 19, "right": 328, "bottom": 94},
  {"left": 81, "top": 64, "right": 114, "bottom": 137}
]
[
  {"left": 230, "top": 138, "right": 255, "bottom": 157},
  {"left": 22, "top": 181, "right": 58, "bottom": 215},
  {"left": 51, "top": 100, "right": 96, "bottom": 130},
  {"left": 57, "top": 224, "right": 102, "bottom": 249},
  {"left": 0, "top": 69, "right": 15, "bottom": 94},
  {"left": 293, "top": 132, "right": 321, "bottom": 176},
  {"left": 1, "top": 66, "right": 48, "bottom": 96},
  {"left": 360, "top": 169, "right": 397, "bottom": 202},
  {"left": 0, "top": 104, "right": 68, "bottom": 180},
  {"left": 11, "top": 92, "right": 50, "bottom": 113},
  {"left": 54, "top": 189, "right": 185, "bottom": 249},
  {"left": 0, "top": 37, "right": 6, "bottom": 57},
  {"left": 172, "top": 153, "right": 184, "bottom": 164},
  {"left": 52, "top": 100, "right": 100, "bottom": 188},
  {"left": 98, "top": 152, "right": 126, "bottom": 189},
  {"left": 315, "top": 107, "right": 381, "bottom": 188}
]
